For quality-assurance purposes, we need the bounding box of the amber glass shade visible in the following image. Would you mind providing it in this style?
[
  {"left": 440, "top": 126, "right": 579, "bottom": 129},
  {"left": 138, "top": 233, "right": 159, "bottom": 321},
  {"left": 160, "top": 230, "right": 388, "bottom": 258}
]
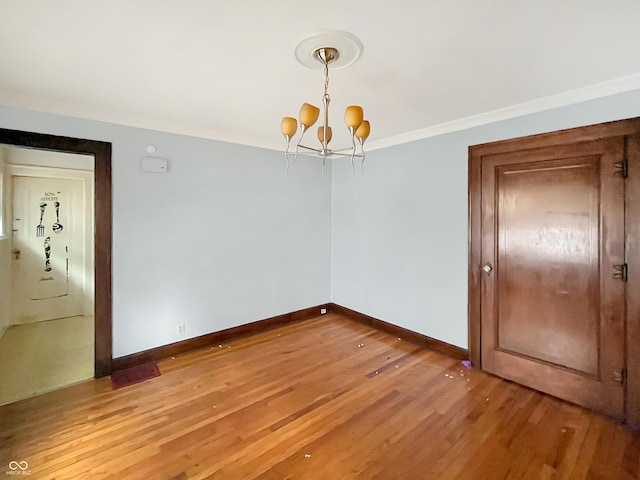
[
  {"left": 299, "top": 103, "right": 320, "bottom": 127},
  {"left": 344, "top": 105, "right": 364, "bottom": 128},
  {"left": 317, "top": 126, "right": 333, "bottom": 144},
  {"left": 355, "top": 120, "right": 370, "bottom": 140},
  {"left": 281, "top": 117, "right": 297, "bottom": 137}
]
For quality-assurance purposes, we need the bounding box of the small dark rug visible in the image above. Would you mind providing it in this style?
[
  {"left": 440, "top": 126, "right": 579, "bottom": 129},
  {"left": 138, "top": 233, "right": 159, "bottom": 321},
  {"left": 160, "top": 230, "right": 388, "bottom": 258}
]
[{"left": 111, "top": 363, "right": 161, "bottom": 390}]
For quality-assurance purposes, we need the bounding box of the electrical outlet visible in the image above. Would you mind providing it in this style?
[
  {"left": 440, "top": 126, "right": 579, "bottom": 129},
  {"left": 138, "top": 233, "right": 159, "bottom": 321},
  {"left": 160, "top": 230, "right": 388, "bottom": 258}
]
[
  {"left": 177, "top": 323, "right": 185, "bottom": 335},
  {"left": 320, "top": 308, "right": 327, "bottom": 314}
]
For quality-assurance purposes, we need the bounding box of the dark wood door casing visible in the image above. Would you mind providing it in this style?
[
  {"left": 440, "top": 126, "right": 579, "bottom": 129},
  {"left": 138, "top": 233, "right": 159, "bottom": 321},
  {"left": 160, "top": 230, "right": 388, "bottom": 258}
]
[
  {"left": 627, "top": 134, "right": 640, "bottom": 426},
  {"left": 0, "top": 128, "right": 113, "bottom": 377},
  {"left": 469, "top": 117, "right": 640, "bottom": 425}
]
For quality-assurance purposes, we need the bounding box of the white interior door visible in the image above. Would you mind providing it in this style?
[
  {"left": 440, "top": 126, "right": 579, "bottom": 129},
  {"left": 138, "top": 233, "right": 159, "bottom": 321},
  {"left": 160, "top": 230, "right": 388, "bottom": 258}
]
[{"left": 12, "top": 176, "right": 86, "bottom": 323}]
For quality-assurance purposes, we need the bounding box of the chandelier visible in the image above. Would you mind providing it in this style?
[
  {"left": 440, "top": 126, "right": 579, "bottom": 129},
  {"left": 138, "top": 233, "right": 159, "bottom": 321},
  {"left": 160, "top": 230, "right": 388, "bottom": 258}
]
[{"left": 280, "top": 32, "right": 371, "bottom": 175}]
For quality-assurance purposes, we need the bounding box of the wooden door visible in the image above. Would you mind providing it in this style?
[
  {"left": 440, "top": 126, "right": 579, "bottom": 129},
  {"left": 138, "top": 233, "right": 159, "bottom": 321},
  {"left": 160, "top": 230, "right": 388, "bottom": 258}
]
[{"left": 480, "top": 138, "right": 626, "bottom": 420}]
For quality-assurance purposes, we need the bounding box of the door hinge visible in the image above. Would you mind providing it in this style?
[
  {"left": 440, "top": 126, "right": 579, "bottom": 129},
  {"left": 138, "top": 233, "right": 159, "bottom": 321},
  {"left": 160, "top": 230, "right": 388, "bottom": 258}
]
[
  {"left": 614, "top": 159, "right": 628, "bottom": 178},
  {"left": 613, "top": 367, "right": 627, "bottom": 386},
  {"left": 613, "top": 263, "right": 628, "bottom": 282}
]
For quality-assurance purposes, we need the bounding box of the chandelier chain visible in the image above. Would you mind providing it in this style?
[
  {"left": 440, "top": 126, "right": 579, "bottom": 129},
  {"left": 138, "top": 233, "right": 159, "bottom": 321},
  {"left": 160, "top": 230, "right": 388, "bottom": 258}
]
[{"left": 324, "top": 62, "right": 330, "bottom": 99}]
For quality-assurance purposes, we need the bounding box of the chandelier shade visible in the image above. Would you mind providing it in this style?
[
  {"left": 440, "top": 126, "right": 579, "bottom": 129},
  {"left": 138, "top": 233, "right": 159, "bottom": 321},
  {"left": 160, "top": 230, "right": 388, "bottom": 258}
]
[
  {"left": 355, "top": 120, "right": 370, "bottom": 142},
  {"left": 281, "top": 31, "right": 371, "bottom": 175},
  {"left": 317, "top": 126, "right": 333, "bottom": 144},
  {"left": 344, "top": 105, "right": 364, "bottom": 129},
  {"left": 281, "top": 117, "right": 298, "bottom": 137},
  {"left": 299, "top": 103, "right": 320, "bottom": 128}
]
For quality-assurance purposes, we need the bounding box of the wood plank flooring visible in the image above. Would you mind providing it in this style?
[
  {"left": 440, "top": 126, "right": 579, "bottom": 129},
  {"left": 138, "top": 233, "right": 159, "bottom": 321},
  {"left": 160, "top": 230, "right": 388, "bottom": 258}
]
[{"left": 1, "top": 313, "right": 639, "bottom": 479}]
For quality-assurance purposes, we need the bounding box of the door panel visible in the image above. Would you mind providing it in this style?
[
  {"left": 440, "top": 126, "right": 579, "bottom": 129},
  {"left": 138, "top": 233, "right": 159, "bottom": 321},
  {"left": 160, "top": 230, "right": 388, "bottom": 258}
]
[
  {"left": 497, "top": 156, "right": 600, "bottom": 374},
  {"left": 481, "top": 139, "right": 625, "bottom": 420},
  {"left": 12, "top": 176, "right": 85, "bottom": 323}
]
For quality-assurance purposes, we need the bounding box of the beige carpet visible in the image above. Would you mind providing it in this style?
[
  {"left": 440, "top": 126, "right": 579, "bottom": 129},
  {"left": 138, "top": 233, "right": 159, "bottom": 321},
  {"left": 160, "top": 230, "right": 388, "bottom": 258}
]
[{"left": 0, "top": 315, "right": 94, "bottom": 405}]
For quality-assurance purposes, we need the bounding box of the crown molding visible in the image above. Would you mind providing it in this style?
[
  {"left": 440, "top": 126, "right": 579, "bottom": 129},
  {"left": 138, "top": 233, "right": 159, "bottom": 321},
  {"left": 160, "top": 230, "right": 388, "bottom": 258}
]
[
  {"left": 2, "top": 73, "right": 640, "bottom": 153},
  {"left": 0, "top": 92, "right": 277, "bottom": 151},
  {"left": 366, "top": 72, "right": 640, "bottom": 151}
]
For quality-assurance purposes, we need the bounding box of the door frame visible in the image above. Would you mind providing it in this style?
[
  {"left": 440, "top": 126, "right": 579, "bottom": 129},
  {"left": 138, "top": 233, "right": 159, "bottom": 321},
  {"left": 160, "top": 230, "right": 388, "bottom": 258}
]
[
  {"left": 0, "top": 128, "right": 112, "bottom": 377},
  {"left": 468, "top": 117, "right": 640, "bottom": 425}
]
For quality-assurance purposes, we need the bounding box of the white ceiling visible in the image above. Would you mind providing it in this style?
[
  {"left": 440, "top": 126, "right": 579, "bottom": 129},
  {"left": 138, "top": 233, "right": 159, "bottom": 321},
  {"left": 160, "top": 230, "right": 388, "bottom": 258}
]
[{"left": 2, "top": 1, "right": 640, "bottom": 152}]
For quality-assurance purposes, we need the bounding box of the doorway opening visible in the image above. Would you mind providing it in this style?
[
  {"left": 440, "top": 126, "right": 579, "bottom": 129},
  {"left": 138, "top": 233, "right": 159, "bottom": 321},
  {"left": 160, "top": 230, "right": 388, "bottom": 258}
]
[
  {"left": 1, "top": 149, "right": 94, "bottom": 403},
  {"left": 0, "top": 128, "right": 112, "bottom": 404}
]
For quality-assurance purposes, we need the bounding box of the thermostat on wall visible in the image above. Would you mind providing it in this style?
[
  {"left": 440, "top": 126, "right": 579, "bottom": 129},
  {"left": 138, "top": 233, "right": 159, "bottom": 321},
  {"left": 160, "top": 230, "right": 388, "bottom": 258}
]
[{"left": 141, "top": 156, "right": 168, "bottom": 173}]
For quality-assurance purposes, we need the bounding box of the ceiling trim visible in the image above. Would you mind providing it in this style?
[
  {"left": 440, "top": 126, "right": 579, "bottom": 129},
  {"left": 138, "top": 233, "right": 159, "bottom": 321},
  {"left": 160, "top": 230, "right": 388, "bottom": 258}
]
[
  {"left": 366, "top": 72, "right": 640, "bottom": 151},
  {"left": 0, "top": 92, "right": 278, "bottom": 151},
  {"left": 2, "top": 72, "right": 640, "bottom": 153}
]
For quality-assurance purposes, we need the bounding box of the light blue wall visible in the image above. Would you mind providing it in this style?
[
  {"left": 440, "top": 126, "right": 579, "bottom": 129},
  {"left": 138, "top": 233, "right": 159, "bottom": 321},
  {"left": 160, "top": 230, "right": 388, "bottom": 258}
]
[
  {"left": 331, "top": 89, "right": 640, "bottom": 349},
  {"left": 0, "top": 106, "right": 332, "bottom": 357},
  {"left": 2, "top": 88, "right": 639, "bottom": 356}
]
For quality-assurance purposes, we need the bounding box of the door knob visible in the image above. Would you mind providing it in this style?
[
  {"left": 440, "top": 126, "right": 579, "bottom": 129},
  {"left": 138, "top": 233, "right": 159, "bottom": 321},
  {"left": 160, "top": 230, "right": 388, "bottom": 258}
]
[
  {"left": 12, "top": 249, "right": 20, "bottom": 260},
  {"left": 482, "top": 263, "right": 493, "bottom": 274}
]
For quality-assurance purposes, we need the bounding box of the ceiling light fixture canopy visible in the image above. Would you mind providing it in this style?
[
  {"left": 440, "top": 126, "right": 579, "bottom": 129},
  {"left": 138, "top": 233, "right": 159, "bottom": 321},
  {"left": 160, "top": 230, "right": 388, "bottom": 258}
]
[{"left": 281, "top": 31, "right": 370, "bottom": 175}]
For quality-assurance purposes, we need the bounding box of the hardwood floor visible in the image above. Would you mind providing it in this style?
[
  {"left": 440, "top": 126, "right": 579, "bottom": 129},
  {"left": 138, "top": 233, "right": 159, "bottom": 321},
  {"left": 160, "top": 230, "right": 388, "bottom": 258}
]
[{"left": 1, "top": 313, "right": 639, "bottom": 479}]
